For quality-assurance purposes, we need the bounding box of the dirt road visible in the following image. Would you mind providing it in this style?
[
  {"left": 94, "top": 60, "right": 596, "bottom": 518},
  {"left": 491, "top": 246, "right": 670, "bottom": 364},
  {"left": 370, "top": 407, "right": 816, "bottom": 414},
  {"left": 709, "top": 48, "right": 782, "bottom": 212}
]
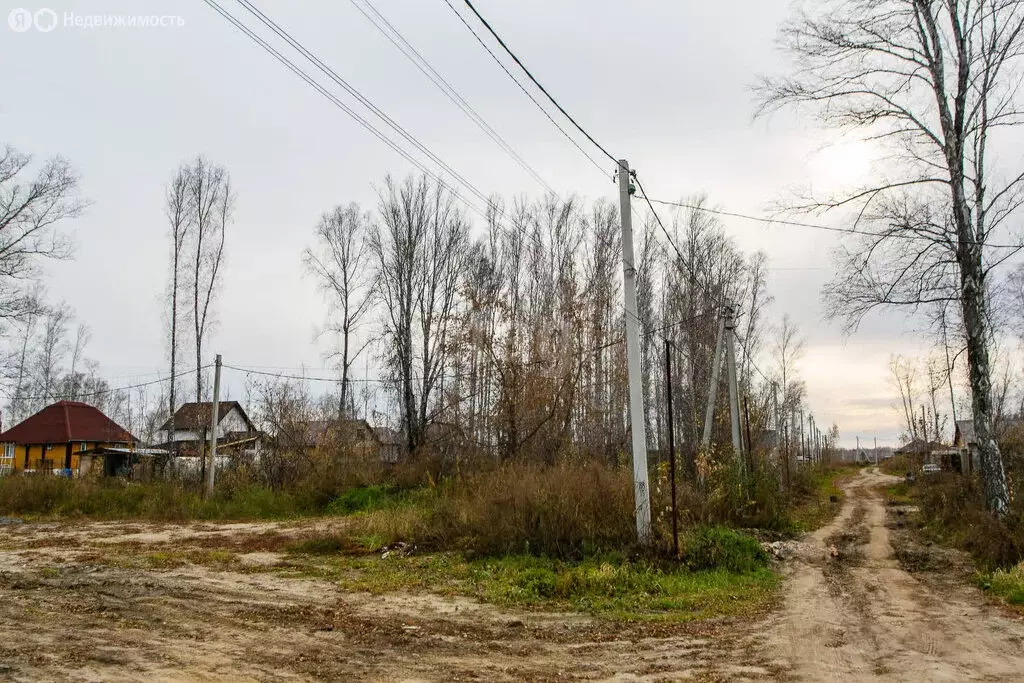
[
  {"left": 765, "top": 467, "right": 1024, "bottom": 681},
  {"left": 2, "top": 470, "right": 1023, "bottom": 681}
]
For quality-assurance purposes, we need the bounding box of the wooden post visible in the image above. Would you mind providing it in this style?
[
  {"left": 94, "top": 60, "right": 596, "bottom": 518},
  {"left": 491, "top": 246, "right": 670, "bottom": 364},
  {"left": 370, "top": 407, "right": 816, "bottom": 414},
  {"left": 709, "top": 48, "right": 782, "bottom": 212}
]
[{"left": 665, "top": 339, "right": 679, "bottom": 558}]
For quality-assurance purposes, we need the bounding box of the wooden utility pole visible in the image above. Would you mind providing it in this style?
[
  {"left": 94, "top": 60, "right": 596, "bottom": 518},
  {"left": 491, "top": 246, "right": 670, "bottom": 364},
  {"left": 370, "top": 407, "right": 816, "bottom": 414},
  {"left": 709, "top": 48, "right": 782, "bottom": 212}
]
[
  {"left": 205, "top": 354, "right": 222, "bottom": 498},
  {"left": 743, "top": 396, "right": 753, "bottom": 470},
  {"left": 617, "top": 159, "right": 650, "bottom": 543},
  {"left": 664, "top": 339, "right": 679, "bottom": 557}
]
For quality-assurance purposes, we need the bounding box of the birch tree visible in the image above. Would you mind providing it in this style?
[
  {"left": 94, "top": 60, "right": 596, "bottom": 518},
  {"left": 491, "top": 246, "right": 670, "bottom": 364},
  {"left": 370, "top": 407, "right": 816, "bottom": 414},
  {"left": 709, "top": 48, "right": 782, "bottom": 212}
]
[
  {"left": 758, "top": 0, "right": 1024, "bottom": 513},
  {"left": 185, "top": 156, "right": 232, "bottom": 402},
  {"left": 165, "top": 164, "right": 192, "bottom": 448},
  {"left": 304, "top": 204, "right": 376, "bottom": 419}
]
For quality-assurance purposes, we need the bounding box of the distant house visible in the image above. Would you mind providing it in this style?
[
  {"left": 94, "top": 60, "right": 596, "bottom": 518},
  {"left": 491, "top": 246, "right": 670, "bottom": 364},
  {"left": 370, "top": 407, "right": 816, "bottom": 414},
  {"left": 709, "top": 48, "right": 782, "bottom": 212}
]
[
  {"left": 375, "top": 427, "right": 404, "bottom": 464},
  {"left": 156, "top": 401, "right": 261, "bottom": 458},
  {"left": 954, "top": 418, "right": 1024, "bottom": 475},
  {"left": 893, "top": 439, "right": 944, "bottom": 457},
  {"left": 0, "top": 401, "right": 137, "bottom": 475},
  {"left": 291, "top": 418, "right": 381, "bottom": 458}
]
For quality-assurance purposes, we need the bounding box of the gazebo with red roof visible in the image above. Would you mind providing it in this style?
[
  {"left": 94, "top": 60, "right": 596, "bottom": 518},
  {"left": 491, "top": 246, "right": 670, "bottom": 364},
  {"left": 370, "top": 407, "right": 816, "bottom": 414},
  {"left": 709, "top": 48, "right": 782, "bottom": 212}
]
[{"left": 0, "top": 401, "right": 136, "bottom": 474}]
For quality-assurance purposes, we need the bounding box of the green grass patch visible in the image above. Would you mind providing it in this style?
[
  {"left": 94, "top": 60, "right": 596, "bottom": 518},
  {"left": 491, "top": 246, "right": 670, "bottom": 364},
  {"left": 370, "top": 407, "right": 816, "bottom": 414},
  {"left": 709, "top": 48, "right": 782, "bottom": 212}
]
[
  {"left": 788, "top": 465, "right": 857, "bottom": 532},
  {"left": 884, "top": 482, "right": 913, "bottom": 505},
  {"left": 976, "top": 563, "right": 1024, "bottom": 608},
  {"left": 325, "top": 485, "right": 396, "bottom": 515},
  {"left": 681, "top": 525, "right": 769, "bottom": 572},
  {"left": 284, "top": 550, "right": 777, "bottom": 621},
  {"left": 280, "top": 525, "right": 776, "bottom": 621}
]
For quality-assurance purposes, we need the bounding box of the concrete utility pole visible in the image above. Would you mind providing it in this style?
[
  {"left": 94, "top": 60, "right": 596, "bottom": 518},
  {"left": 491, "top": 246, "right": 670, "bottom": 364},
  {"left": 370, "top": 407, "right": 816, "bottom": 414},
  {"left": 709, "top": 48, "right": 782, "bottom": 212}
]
[
  {"left": 874, "top": 436, "right": 879, "bottom": 465},
  {"left": 617, "top": 159, "right": 650, "bottom": 543},
  {"left": 800, "top": 408, "right": 806, "bottom": 462},
  {"left": 773, "top": 382, "right": 788, "bottom": 486},
  {"left": 724, "top": 304, "right": 743, "bottom": 463},
  {"left": 808, "top": 414, "right": 815, "bottom": 463},
  {"left": 205, "top": 354, "right": 222, "bottom": 498},
  {"left": 701, "top": 313, "right": 726, "bottom": 451}
]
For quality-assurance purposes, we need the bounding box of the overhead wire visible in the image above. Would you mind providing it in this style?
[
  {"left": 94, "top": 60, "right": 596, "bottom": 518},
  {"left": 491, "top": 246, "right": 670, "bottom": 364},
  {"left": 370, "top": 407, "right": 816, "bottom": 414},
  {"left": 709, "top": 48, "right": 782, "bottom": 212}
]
[
  {"left": 3, "top": 365, "right": 212, "bottom": 403},
  {"left": 459, "top": 0, "right": 618, "bottom": 166},
  {"left": 231, "top": 0, "right": 493, "bottom": 209},
  {"left": 644, "top": 196, "right": 1024, "bottom": 250},
  {"left": 206, "top": 2, "right": 728, "bottom": 360},
  {"left": 440, "top": 0, "right": 608, "bottom": 175},
  {"left": 203, "top": 1, "right": 652, "bottom": 337},
  {"left": 201, "top": 0, "right": 488, "bottom": 219},
  {"left": 348, "top": 0, "right": 555, "bottom": 195}
]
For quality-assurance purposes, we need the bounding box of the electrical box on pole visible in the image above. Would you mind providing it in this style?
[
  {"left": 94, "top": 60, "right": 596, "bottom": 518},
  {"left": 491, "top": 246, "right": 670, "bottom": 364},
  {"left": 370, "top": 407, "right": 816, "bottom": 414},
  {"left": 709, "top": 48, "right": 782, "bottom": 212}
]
[{"left": 617, "top": 159, "right": 651, "bottom": 543}]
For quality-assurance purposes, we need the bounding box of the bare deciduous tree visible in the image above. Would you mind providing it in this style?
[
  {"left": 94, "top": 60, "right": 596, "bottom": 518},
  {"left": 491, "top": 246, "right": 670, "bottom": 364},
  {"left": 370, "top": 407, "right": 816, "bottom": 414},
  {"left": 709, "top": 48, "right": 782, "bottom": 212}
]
[
  {"left": 165, "top": 164, "right": 193, "bottom": 450},
  {"left": 0, "top": 146, "right": 84, "bottom": 331},
  {"left": 185, "top": 156, "right": 232, "bottom": 402},
  {"left": 758, "top": 0, "right": 1024, "bottom": 513},
  {"left": 371, "top": 175, "right": 469, "bottom": 454},
  {"left": 303, "top": 203, "right": 376, "bottom": 420}
]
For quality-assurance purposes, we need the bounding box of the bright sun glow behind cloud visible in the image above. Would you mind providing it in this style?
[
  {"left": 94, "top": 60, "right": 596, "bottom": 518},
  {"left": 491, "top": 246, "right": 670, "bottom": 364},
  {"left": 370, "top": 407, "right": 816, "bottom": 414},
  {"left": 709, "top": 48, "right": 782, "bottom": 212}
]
[{"left": 807, "top": 139, "right": 875, "bottom": 191}]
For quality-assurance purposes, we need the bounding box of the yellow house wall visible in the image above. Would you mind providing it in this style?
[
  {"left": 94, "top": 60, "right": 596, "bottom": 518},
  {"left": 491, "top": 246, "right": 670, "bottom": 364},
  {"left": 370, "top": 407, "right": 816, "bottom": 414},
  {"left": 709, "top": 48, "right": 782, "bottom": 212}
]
[{"left": 5, "top": 441, "right": 131, "bottom": 473}]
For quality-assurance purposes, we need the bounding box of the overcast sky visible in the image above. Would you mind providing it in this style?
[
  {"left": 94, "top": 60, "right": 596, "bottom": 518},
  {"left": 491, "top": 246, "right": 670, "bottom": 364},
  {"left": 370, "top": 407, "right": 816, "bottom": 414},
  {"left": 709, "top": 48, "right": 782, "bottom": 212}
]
[{"left": 2, "top": 0, "right": 959, "bottom": 447}]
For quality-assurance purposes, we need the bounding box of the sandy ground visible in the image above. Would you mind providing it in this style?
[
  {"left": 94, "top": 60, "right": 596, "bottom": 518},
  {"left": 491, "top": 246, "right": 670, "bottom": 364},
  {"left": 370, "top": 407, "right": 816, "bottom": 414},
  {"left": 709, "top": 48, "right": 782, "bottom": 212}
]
[
  {"left": 0, "top": 519, "right": 775, "bottom": 682},
  {"left": 765, "top": 467, "right": 1024, "bottom": 681},
  {"left": 1, "top": 469, "right": 1022, "bottom": 681}
]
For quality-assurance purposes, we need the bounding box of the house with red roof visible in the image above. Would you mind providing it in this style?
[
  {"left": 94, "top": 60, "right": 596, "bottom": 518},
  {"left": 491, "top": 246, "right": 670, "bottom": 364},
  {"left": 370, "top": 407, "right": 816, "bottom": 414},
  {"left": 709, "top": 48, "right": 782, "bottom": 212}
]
[{"left": 0, "top": 401, "right": 137, "bottom": 475}]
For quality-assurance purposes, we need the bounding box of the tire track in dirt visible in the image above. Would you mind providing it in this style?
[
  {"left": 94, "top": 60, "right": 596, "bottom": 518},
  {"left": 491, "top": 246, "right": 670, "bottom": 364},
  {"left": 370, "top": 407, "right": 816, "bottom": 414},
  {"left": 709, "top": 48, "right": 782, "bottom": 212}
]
[{"left": 763, "top": 468, "right": 1024, "bottom": 682}]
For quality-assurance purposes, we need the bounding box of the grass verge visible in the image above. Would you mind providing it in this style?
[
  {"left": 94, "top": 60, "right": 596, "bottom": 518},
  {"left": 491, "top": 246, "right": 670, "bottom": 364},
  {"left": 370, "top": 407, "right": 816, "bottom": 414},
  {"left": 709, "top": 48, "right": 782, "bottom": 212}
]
[
  {"left": 274, "top": 548, "right": 778, "bottom": 622},
  {"left": 788, "top": 464, "right": 858, "bottom": 532},
  {"left": 976, "top": 563, "right": 1024, "bottom": 610}
]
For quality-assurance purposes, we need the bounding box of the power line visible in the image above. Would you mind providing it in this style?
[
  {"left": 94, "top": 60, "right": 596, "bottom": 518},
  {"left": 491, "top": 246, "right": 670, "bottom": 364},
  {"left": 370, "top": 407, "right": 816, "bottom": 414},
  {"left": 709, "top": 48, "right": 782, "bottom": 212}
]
[
  {"left": 207, "top": 1, "right": 568, "bottom": 272},
  {"left": 349, "top": 0, "right": 555, "bottom": 195},
  {"left": 202, "top": 0, "right": 487, "bottom": 218},
  {"left": 231, "top": 0, "right": 493, "bottom": 210},
  {"left": 440, "top": 0, "right": 608, "bottom": 175},
  {"left": 204, "top": 1, "right": 648, "bottom": 338},
  {"left": 4, "top": 366, "right": 212, "bottom": 403},
  {"left": 732, "top": 329, "right": 771, "bottom": 385},
  {"left": 631, "top": 171, "right": 725, "bottom": 309},
  {"left": 460, "top": 0, "right": 617, "bottom": 166},
  {"left": 644, "top": 196, "right": 1024, "bottom": 250}
]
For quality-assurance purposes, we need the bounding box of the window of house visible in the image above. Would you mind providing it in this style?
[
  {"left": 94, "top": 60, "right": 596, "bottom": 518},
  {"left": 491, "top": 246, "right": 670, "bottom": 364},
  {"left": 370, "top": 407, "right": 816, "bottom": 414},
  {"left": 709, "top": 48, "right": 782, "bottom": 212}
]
[
  {"left": 45, "top": 444, "right": 52, "bottom": 451},
  {"left": 3, "top": 443, "right": 13, "bottom": 459}
]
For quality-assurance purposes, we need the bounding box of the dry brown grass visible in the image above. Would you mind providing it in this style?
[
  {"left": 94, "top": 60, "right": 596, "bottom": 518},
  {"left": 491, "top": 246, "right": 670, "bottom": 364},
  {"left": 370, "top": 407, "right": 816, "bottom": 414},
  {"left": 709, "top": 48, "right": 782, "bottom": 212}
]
[{"left": 343, "top": 459, "right": 637, "bottom": 558}]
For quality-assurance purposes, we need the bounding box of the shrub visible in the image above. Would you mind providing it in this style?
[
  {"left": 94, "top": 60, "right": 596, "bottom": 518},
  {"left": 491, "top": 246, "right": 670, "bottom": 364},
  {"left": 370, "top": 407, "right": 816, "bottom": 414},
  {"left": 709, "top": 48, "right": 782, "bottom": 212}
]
[
  {"left": 681, "top": 525, "right": 769, "bottom": 573},
  {"left": 980, "top": 562, "right": 1024, "bottom": 605},
  {"left": 340, "top": 460, "right": 636, "bottom": 559},
  {"left": 325, "top": 485, "right": 395, "bottom": 515},
  {"left": 915, "top": 473, "right": 1024, "bottom": 570}
]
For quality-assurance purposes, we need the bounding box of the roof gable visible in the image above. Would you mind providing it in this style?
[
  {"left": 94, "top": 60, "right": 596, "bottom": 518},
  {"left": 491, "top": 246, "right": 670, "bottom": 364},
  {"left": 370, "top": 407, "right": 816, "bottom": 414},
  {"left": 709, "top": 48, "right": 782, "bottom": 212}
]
[
  {"left": 0, "top": 401, "right": 135, "bottom": 445},
  {"left": 159, "top": 401, "right": 254, "bottom": 432}
]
